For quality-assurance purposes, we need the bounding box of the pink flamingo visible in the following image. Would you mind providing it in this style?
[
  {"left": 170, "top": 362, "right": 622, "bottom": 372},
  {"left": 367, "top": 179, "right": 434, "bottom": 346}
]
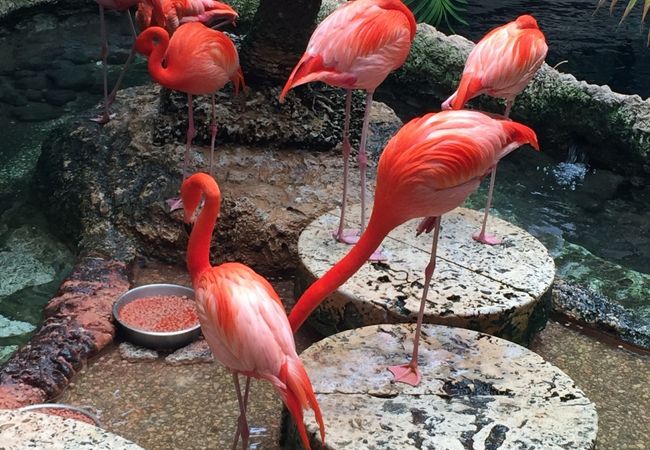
[
  {"left": 94, "top": 0, "right": 238, "bottom": 124},
  {"left": 135, "top": 22, "right": 244, "bottom": 209},
  {"left": 442, "top": 15, "right": 547, "bottom": 245},
  {"left": 182, "top": 172, "right": 325, "bottom": 450},
  {"left": 289, "top": 110, "right": 539, "bottom": 386},
  {"left": 279, "top": 0, "right": 416, "bottom": 248}
]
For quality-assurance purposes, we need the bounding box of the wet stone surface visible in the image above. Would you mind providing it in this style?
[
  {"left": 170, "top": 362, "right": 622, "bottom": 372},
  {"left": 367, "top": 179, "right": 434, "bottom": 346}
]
[
  {"left": 296, "top": 206, "right": 555, "bottom": 345},
  {"left": 285, "top": 324, "right": 598, "bottom": 450},
  {"left": 0, "top": 409, "right": 142, "bottom": 449}
]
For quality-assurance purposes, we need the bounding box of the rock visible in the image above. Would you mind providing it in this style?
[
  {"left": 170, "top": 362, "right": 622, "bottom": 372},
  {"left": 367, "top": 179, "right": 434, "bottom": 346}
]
[
  {"left": 47, "top": 63, "right": 94, "bottom": 91},
  {"left": 0, "top": 258, "right": 130, "bottom": 400},
  {"left": 15, "top": 73, "right": 49, "bottom": 91},
  {"left": 36, "top": 85, "right": 399, "bottom": 273},
  {"left": 165, "top": 339, "right": 213, "bottom": 365},
  {"left": 10, "top": 101, "right": 61, "bottom": 122},
  {"left": 0, "top": 45, "right": 16, "bottom": 75},
  {"left": 0, "top": 225, "right": 70, "bottom": 297},
  {"left": 296, "top": 205, "right": 555, "bottom": 345},
  {"left": 43, "top": 89, "right": 76, "bottom": 106},
  {"left": 0, "top": 315, "right": 35, "bottom": 338},
  {"left": 118, "top": 342, "right": 159, "bottom": 362},
  {"left": 0, "top": 77, "right": 27, "bottom": 106},
  {"left": 0, "top": 383, "right": 46, "bottom": 409},
  {"left": 23, "top": 88, "right": 43, "bottom": 101},
  {"left": 579, "top": 168, "right": 625, "bottom": 201},
  {"left": 283, "top": 324, "right": 598, "bottom": 450}
]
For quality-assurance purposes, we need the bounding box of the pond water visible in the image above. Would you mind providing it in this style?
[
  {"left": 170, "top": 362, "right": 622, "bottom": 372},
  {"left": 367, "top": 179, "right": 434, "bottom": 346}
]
[
  {"left": 0, "top": 7, "right": 149, "bottom": 363},
  {"left": 1, "top": 1, "right": 649, "bottom": 364}
]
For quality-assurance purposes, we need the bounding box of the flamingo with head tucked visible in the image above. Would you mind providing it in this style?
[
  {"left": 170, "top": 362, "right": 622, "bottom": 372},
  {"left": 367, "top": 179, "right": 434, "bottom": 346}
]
[
  {"left": 442, "top": 15, "right": 548, "bottom": 245},
  {"left": 135, "top": 22, "right": 244, "bottom": 209},
  {"left": 279, "top": 0, "right": 416, "bottom": 249},
  {"left": 288, "top": 110, "right": 539, "bottom": 386},
  {"left": 182, "top": 172, "right": 325, "bottom": 450}
]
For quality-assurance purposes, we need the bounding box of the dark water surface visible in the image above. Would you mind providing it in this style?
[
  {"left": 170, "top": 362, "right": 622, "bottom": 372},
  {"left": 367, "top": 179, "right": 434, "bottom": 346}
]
[{"left": 453, "top": 0, "right": 650, "bottom": 98}]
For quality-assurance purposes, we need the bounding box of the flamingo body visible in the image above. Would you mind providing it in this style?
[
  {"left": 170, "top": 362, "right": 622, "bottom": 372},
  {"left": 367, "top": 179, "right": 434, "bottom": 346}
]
[
  {"left": 442, "top": 15, "right": 548, "bottom": 110},
  {"left": 137, "top": 0, "right": 238, "bottom": 34},
  {"left": 280, "top": 0, "right": 416, "bottom": 98},
  {"left": 183, "top": 173, "right": 325, "bottom": 450},
  {"left": 288, "top": 110, "right": 538, "bottom": 385},
  {"left": 135, "top": 23, "right": 243, "bottom": 95}
]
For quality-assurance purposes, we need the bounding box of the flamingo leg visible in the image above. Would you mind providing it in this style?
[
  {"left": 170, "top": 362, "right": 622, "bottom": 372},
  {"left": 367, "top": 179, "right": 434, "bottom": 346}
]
[
  {"left": 231, "top": 373, "right": 250, "bottom": 450},
  {"left": 105, "top": 10, "right": 138, "bottom": 108},
  {"left": 472, "top": 166, "right": 501, "bottom": 245},
  {"left": 208, "top": 93, "right": 218, "bottom": 177},
  {"left": 504, "top": 98, "right": 514, "bottom": 118},
  {"left": 333, "top": 89, "right": 358, "bottom": 244},
  {"left": 389, "top": 216, "right": 441, "bottom": 386},
  {"left": 167, "top": 94, "right": 196, "bottom": 211},
  {"left": 91, "top": 5, "right": 114, "bottom": 124}
]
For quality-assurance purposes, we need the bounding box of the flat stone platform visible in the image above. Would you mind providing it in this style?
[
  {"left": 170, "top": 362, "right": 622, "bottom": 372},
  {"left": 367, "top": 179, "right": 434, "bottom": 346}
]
[
  {"left": 283, "top": 324, "right": 598, "bottom": 450},
  {"left": 295, "top": 206, "right": 555, "bottom": 345},
  {"left": 0, "top": 409, "right": 143, "bottom": 449}
]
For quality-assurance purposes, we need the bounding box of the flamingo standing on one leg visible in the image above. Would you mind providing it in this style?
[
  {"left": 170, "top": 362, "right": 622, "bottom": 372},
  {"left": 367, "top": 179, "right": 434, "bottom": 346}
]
[
  {"left": 100, "top": 0, "right": 238, "bottom": 121},
  {"left": 181, "top": 173, "right": 325, "bottom": 450},
  {"left": 442, "top": 15, "right": 547, "bottom": 245},
  {"left": 288, "top": 110, "right": 539, "bottom": 386},
  {"left": 135, "top": 22, "right": 244, "bottom": 209},
  {"left": 279, "top": 0, "right": 416, "bottom": 248}
]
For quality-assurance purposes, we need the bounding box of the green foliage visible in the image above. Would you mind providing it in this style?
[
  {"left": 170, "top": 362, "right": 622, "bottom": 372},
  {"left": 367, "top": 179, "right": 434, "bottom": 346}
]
[
  {"left": 404, "top": 0, "right": 468, "bottom": 31},
  {"left": 595, "top": 0, "right": 650, "bottom": 44}
]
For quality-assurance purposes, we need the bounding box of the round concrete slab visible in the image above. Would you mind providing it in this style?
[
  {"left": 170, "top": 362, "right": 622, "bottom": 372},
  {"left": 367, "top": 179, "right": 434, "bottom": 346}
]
[
  {"left": 283, "top": 324, "right": 598, "bottom": 450},
  {"left": 295, "top": 206, "right": 555, "bottom": 344},
  {"left": 0, "top": 409, "right": 143, "bottom": 449}
]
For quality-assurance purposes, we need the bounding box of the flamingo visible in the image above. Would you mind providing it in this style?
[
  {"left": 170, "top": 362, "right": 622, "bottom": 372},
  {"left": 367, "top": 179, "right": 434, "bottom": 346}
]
[
  {"left": 442, "top": 15, "right": 547, "bottom": 245},
  {"left": 181, "top": 173, "right": 325, "bottom": 450},
  {"left": 93, "top": 0, "right": 238, "bottom": 125},
  {"left": 288, "top": 110, "right": 539, "bottom": 386},
  {"left": 279, "top": 0, "right": 416, "bottom": 248},
  {"left": 135, "top": 22, "right": 244, "bottom": 209}
]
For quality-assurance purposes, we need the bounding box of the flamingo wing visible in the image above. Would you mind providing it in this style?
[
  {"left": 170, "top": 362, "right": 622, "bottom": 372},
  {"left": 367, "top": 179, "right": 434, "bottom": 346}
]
[
  {"left": 175, "top": 0, "right": 238, "bottom": 26},
  {"left": 164, "top": 23, "right": 240, "bottom": 94},
  {"left": 280, "top": 0, "right": 414, "bottom": 98},
  {"left": 195, "top": 263, "right": 297, "bottom": 378}
]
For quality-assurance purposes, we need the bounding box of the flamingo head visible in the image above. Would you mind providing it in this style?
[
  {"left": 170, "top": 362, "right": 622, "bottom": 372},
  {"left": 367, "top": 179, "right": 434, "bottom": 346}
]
[{"left": 134, "top": 27, "right": 168, "bottom": 58}]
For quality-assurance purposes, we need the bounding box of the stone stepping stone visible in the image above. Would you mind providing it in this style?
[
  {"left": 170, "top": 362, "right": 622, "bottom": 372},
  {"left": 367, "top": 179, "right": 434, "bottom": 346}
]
[
  {"left": 0, "top": 409, "right": 143, "bottom": 449},
  {"left": 296, "top": 206, "right": 555, "bottom": 344},
  {"left": 283, "top": 324, "right": 598, "bottom": 450}
]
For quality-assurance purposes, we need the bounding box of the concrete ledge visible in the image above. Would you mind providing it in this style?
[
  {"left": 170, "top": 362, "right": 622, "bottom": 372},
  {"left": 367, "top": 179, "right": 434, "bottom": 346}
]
[
  {"left": 295, "top": 206, "right": 555, "bottom": 345},
  {"left": 284, "top": 324, "right": 598, "bottom": 449}
]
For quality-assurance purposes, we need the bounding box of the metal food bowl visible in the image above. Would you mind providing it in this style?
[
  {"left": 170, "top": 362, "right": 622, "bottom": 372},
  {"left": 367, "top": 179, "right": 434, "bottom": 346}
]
[
  {"left": 19, "top": 403, "right": 102, "bottom": 427},
  {"left": 113, "top": 283, "right": 201, "bottom": 350}
]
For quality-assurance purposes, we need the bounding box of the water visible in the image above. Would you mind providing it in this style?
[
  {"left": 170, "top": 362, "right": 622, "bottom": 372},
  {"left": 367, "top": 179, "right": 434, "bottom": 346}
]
[
  {"left": 451, "top": 0, "right": 650, "bottom": 98},
  {"left": 0, "top": 7, "right": 149, "bottom": 362}
]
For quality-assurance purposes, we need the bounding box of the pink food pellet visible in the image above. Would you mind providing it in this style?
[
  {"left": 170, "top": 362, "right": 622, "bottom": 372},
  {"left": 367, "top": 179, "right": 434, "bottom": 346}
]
[{"left": 119, "top": 295, "right": 199, "bottom": 332}]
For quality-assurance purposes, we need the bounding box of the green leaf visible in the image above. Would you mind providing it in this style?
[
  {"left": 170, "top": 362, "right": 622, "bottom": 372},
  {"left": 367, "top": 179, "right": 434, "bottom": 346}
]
[
  {"left": 620, "top": 0, "right": 638, "bottom": 23},
  {"left": 406, "top": 0, "right": 467, "bottom": 29}
]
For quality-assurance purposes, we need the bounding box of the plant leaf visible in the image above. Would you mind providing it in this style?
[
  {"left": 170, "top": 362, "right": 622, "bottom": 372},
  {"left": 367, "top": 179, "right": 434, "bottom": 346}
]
[{"left": 620, "top": 0, "right": 638, "bottom": 23}]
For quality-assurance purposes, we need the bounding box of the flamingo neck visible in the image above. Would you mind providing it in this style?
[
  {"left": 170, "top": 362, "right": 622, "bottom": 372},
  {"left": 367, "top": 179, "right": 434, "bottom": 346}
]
[
  {"left": 146, "top": 28, "right": 175, "bottom": 88},
  {"left": 187, "top": 188, "right": 221, "bottom": 282},
  {"left": 288, "top": 212, "right": 395, "bottom": 333}
]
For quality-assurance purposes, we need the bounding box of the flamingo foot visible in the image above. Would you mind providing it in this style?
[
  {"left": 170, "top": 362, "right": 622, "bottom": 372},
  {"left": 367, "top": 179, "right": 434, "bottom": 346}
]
[
  {"left": 332, "top": 228, "right": 360, "bottom": 245},
  {"left": 90, "top": 112, "right": 116, "bottom": 124},
  {"left": 388, "top": 362, "right": 422, "bottom": 386},
  {"left": 369, "top": 246, "right": 387, "bottom": 262},
  {"left": 416, "top": 216, "right": 437, "bottom": 236},
  {"left": 472, "top": 231, "right": 501, "bottom": 245},
  {"left": 166, "top": 197, "right": 184, "bottom": 212}
]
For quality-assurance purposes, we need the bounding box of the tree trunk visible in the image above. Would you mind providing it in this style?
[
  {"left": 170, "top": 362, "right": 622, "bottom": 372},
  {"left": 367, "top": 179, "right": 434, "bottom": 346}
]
[{"left": 240, "top": 0, "right": 322, "bottom": 86}]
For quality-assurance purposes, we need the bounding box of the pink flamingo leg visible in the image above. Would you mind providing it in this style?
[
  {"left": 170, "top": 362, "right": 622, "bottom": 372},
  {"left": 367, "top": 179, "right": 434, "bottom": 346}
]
[
  {"left": 167, "top": 94, "right": 196, "bottom": 211},
  {"left": 472, "top": 99, "right": 513, "bottom": 245},
  {"left": 389, "top": 216, "right": 441, "bottom": 386},
  {"left": 472, "top": 166, "right": 501, "bottom": 245},
  {"left": 359, "top": 91, "right": 386, "bottom": 261},
  {"left": 105, "top": 11, "right": 138, "bottom": 108},
  {"left": 209, "top": 93, "right": 218, "bottom": 177},
  {"left": 333, "top": 90, "right": 359, "bottom": 244},
  {"left": 91, "top": 5, "right": 115, "bottom": 124},
  {"left": 232, "top": 374, "right": 251, "bottom": 450}
]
